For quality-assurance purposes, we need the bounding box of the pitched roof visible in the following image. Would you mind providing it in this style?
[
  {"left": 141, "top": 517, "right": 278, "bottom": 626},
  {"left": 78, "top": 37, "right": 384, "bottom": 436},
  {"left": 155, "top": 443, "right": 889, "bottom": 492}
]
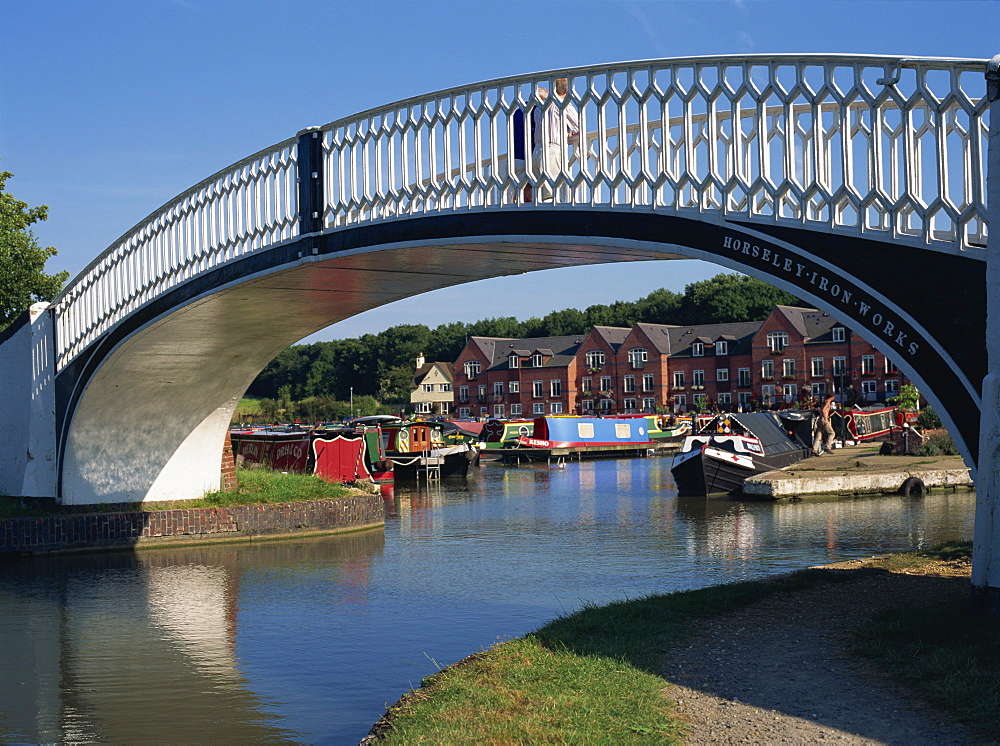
[
  {"left": 590, "top": 326, "right": 632, "bottom": 351},
  {"left": 773, "top": 305, "right": 840, "bottom": 341},
  {"left": 486, "top": 334, "right": 586, "bottom": 370},
  {"left": 635, "top": 321, "right": 761, "bottom": 355},
  {"left": 414, "top": 361, "right": 454, "bottom": 385}
]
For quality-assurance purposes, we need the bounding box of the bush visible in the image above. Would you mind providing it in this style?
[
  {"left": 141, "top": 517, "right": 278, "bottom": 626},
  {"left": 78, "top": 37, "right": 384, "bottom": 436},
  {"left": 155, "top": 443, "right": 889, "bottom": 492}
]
[
  {"left": 916, "top": 406, "right": 943, "bottom": 430},
  {"left": 916, "top": 430, "right": 959, "bottom": 457}
]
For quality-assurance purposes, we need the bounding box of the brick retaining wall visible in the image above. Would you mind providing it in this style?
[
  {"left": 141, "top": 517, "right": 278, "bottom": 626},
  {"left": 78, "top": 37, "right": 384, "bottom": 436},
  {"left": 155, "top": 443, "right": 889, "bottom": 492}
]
[{"left": 0, "top": 494, "right": 384, "bottom": 555}]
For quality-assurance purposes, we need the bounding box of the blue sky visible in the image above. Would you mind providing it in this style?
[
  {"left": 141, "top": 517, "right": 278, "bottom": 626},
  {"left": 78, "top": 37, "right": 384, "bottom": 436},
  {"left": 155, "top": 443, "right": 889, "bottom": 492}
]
[{"left": 3, "top": 0, "right": 997, "bottom": 341}]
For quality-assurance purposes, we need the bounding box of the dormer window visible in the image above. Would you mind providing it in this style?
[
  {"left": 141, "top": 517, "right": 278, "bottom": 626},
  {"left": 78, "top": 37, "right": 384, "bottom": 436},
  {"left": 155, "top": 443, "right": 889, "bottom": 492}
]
[
  {"left": 832, "top": 326, "right": 846, "bottom": 343},
  {"left": 531, "top": 353, "right": 544, "bottom": 368},
  {"left": 715, "top": 341, "right": 728, "bottom": 356},
  {"left": 508, "top": 354, "right": 519, "bottom": 369},
  {"left": 692, "top": 342, "right": 704, "bottom": 357}
]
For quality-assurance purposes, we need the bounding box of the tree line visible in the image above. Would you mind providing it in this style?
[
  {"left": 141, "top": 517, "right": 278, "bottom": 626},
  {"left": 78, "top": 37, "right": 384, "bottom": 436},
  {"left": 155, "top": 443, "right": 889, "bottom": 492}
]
[{"left": 248, "top": 273, "right": 803, "bottom": 409}]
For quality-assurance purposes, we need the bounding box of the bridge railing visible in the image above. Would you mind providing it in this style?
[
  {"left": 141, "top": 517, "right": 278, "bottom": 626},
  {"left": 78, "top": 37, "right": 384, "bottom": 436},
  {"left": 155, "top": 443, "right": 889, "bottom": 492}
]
[
  {"left": 50, "top": 54, "right": 988, "bottom": 371},
  {"left": 50, "top": 140, "right": 299, "bottom": 370}
]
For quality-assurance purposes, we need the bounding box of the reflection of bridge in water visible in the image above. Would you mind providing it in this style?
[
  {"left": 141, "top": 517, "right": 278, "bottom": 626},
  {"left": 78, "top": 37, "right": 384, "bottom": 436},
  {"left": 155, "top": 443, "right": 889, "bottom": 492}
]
[
  {"left": 1, "top": 53, "right": 1000, "bottom": 601},
  {"left": 0, "top": 531, "right": 383, "bottom": 742}
]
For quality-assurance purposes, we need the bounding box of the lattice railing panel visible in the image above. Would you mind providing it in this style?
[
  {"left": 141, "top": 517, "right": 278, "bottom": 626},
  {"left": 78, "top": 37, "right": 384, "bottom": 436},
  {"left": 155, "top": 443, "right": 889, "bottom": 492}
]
[
  {"left": 50, "top": 55, "right": 988, "bottom": 371},
  {"left": 51, "top": 141, "right": 298, "bottom": 369}
]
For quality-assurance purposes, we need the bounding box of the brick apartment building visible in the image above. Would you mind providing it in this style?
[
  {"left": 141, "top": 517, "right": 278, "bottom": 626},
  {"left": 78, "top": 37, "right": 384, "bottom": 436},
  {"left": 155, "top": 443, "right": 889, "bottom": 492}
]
[{"left": 445, "top": 305, "right": 910, "bottom": 418}]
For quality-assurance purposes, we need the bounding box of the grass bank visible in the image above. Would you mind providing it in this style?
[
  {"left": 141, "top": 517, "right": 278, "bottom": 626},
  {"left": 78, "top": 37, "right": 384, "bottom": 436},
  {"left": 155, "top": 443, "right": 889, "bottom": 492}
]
[
  {"left": 0, "top": 467, "right": 351, "bottom": 519},
  {"left": 369, "top": 542, "right": 994, "bottom": 744}
]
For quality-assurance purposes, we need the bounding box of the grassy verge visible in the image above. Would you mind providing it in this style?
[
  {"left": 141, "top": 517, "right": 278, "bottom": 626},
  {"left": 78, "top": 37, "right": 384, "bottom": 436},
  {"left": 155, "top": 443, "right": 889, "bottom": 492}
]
[
  {"left": 372, "top": 543, "right": 990, "bottom": 744},
  {"left": 0, "top": 467, "right": 351, "bottom": 519},
  {"left": 371, "top": 569, "right": 851, "bottom": 744},
  {"left": 855, "top": 541, "right": 1000, "bottom": 738}
]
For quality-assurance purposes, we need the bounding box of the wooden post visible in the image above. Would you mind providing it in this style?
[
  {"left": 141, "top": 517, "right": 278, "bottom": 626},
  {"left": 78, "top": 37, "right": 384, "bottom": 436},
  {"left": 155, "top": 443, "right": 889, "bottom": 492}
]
[{"left": 972, "top": 54, "right": 1000, "bottom": 613}]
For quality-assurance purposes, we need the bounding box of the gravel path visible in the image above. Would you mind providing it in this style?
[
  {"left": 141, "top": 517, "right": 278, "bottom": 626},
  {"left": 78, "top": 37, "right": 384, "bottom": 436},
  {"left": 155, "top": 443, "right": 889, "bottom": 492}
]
[{"left": 658, "top": 560, "right": 987, "bottom": 745}]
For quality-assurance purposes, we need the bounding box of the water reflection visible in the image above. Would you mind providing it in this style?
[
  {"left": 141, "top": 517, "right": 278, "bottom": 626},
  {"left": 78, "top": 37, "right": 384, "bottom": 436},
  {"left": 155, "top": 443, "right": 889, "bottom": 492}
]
[{"left": 0, "top": 458, "right": 976, "bottom": 744}]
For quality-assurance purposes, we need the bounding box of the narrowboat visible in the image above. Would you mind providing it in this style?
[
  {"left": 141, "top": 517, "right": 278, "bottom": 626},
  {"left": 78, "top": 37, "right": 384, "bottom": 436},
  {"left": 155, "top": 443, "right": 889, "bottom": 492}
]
[
  {"left": 482, "top": 419, "right": 535, "bottom": 449},
  {"left": 230, "top": 428, "right": 312, "bottom": 472},
  {"left": 381, "top": 421, "right": 480, "bottom": 479},
  {"left": 670, "top": 412, "right": 811, "bottom": 496},
  {"left": 832, "top": 406, "right": 898, "bottom": 443},
  {"left": 516, "top": 416, "right": 653, "bottom": 450},
  {"left": 311, "top": 425, "right": 393, "bottom": 484}
]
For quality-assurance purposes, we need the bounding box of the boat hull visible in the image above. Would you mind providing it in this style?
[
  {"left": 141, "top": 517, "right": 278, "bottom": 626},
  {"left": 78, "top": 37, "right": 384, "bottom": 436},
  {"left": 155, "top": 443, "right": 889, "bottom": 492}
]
[{"left": 389, "top": 444, "right": 479, "bottom": 480}]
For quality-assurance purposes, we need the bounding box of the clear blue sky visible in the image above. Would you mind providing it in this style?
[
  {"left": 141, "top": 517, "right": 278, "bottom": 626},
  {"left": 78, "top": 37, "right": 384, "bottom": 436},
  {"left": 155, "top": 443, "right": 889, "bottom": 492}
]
[{"left": 3, "top": 1, "right": 997, "bottom": 341}]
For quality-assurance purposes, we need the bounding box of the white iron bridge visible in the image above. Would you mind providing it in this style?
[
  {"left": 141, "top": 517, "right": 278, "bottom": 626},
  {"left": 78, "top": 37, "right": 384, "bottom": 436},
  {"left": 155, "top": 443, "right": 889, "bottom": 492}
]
[{"left": 3, "top": 54, "right": 999, "bottom": 589}]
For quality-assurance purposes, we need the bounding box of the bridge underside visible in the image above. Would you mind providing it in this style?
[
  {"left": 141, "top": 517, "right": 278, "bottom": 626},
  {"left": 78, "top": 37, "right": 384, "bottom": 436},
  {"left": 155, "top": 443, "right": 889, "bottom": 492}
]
[{"left": 54, "top": 210, "right": 984, "bottom": 503}]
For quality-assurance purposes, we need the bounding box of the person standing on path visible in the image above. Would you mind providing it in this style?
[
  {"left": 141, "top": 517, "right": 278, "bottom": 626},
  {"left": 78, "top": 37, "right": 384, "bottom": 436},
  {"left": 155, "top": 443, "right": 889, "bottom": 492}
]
[
  {"left": 813, "top": 393, "right": 836, "bottom": 455},
  {"left": 531, "top": 77, "right": 579, "bottom": 202}
]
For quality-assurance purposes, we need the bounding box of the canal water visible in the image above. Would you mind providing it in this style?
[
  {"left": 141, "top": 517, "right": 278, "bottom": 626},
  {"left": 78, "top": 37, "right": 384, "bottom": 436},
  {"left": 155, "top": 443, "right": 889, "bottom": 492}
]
[{"left": 0, "top": 457, "right": 975, "bottom": 744}]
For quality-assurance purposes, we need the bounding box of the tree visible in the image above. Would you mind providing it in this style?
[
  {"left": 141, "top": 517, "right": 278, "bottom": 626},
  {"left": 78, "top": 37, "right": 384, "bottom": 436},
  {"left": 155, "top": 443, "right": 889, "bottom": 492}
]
[
  {"left": 678, "top": 273, "right": 803, "bottom": 325},
  {"left": 888, "top": 383, "right": 920, "bottom": 411},
  {"left": 0, "top": 171, "right": 69, "bottom": 329}
]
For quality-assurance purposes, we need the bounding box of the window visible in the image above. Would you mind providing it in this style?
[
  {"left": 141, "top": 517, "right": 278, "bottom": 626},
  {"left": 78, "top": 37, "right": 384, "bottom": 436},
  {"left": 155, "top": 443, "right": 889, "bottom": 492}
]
[
  {"left": 811, "top": 357, "right": 824, "bottom": 377},
  {"left": 738, "top": 391, "right": 752, "bottom": 406},
  {"left": 533, "top": 380, "right": 543, "bottom": 397},
  {"left": 509, "top": 381, "right": 519, "bottom": 393},
  {"left": 510, "top": 404, "right": 522, "bottom": 415},
  {"left": 415, "top": 402, "right": 432, "bottom": 414},
  {"left": 480, "top": 407, "right": 488, "bottom": 416},
  {"left": 628, "top": 348, "right": 648, "bottom": 368},
  {"left": 508, "top": 354, "right": 519, "bottom": 369},
  {"left": 551, "top": 403, "right": 563, "bottom": 414},
  {"left": 493, "top": 382, "right": 503, "bottom": 396},
  {"left": 885, "top": 379, "right": 900, "bottom": 395},
  {"left": 643, "top": 374, "right": 655, "bottom": 392},
  {"left": 599, "top": 399, "right": 613, "bottom": 411},
  {"left": 783, "top": 359, "right": 795, "bottom": 377},
  {"left": 600, "top": 376, "right": 612, "bottom": 392},
  {"left": 623, "top": 375, "right": 636, "bottom": 393},
  {"left": 861, "top": 355, "right": 875, "bottom": 375},
  {"left": 550, "top": 380, "right": 562, "bottom": 397},
  {"left": 716, "top": 368, "right": 729, "bottom": 382},
  {"left": 459, "top": 385, "right": 469, "bottom": 402},
  {"left": 623, "top": 398, "right": 636, "bottom": 412},
  {"left": 464, "top": 360, "right": 481, "bottom": 379},
  {"left": 692, "top": 370, "right": 705, "bottom": 386},
  {"left": 423, "top": 383, "right": 434, "bottom": 393},
  {"left": 673, "top": 371, "right": 685, "bottom": 387},
  {"left": 582, "top": 376, "right": 592, "bottom": 393},
  {"left": 580, "top": 399, "right": 593, "bottom": 413},
  {"left": 478, "top": 385, "right": 487, "bottom": 400},
  {"left": 811, "top": 382, "right": 827, "bottom": 397},
  {"left": 885, "top": 359, "right": 899, "bottom": 374},
  {"left": 673, "top": 394, "right": 687, "bottom": 411},
  {"left": 862, "top": 379, "right": 877, "bottom": 401},
  {"left": 718, "top": 393, "right": 732, "bottom": 405},
  {"left": 833, "top": 356, "right": 847, "bottom": 375},
  {"left": 692, "top": 342, "right": 704, "bottom": 357},
  {"left": 693, "top": 393, "right": 707, "bottom": 409},
  {"left": 493, "top": 404, "right": 504, "bottom": 417},
  {"left": 761, "top": 360, "right": 774, "bottom": 379},
  {"left": 533, "top": 403, "right": 545, "bottom": 414},
  {"left": 440, "top": 402, "right": 450, "bottom": 415},
  {"left": 782, "top": 383, "right": 797, "bottom": 403},
  {"left": 716, "top": 340, "right": 728, "bottom": 356},
  {"left": 767, "top": 332, "right": 789, "bottom": 353},
  {"left": 459, "top": 407, "right": 471, "bottom": 417},
  {"left": 585, "top": 350, "right": 605, "bottom": 367},
  {"left": 737, "top": 368, "right": 751, "bottom": 387},
  {"left": 642, "top": 397, "right": 655, "bottom": 411},
  {"left": 761, "top": 384, "right": 775, "bottom": 405},
  {"left": 832, "top": 326, "right": 846, "bottom": 342},
  {"left": 441, "top": 383, "right": 452, "bottom": 392},
  {"left": 531, "top": 353, "right": 544, "bottom": 368}
]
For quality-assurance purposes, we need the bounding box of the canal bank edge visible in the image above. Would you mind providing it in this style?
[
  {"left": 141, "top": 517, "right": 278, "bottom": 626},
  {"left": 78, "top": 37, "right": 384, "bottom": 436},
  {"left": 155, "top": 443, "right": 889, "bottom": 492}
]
[
  {"left": 742, "top": 445, "right": 974, "bottom": 499},
  {"left": 0, "top": 494, "right": 385, "bottom": 555}
]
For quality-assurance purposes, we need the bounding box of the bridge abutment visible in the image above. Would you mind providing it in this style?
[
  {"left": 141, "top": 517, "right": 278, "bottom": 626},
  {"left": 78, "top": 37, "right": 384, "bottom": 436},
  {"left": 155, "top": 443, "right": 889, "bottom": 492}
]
[
  {"left": 972, "top": 54, "right": 1000, "bottom": 610},
  {"left": 0, "top": 303, "right": 58, "bottom": 499}
]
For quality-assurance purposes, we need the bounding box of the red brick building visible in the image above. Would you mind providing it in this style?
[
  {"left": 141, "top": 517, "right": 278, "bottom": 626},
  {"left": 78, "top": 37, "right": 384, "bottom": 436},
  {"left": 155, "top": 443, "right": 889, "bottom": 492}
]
[{"left": 445, "top": 306, "right": 912, "bottom": 417}]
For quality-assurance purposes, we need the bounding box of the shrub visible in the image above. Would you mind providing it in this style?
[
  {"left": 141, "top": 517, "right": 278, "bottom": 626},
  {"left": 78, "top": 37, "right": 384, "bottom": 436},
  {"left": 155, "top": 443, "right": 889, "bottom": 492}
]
[
  {"left": 916, "top": 430, "right": 959, "bottom": 457},
  {"left": 916, "top": 406, "right": 942, "bottom": 430}
]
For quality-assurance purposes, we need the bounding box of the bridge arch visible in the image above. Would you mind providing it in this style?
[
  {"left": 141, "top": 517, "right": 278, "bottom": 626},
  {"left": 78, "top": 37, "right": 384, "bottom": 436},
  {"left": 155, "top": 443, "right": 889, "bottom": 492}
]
[{"left": 0, "top": 53, "right": 990, "bottom": 506}]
